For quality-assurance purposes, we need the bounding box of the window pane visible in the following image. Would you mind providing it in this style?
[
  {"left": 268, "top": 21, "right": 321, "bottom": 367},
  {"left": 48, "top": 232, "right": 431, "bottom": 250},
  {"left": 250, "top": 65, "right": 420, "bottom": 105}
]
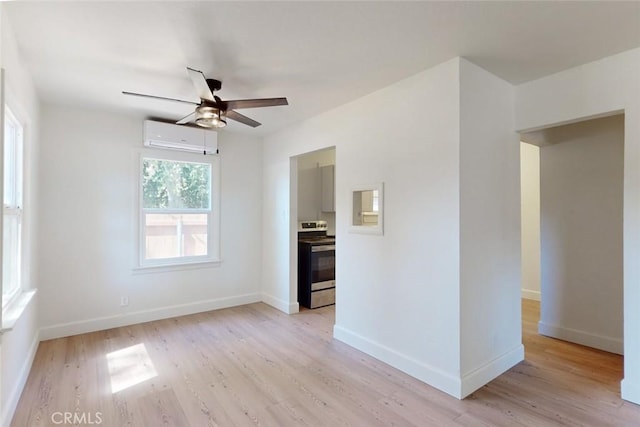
[
  {"left": 142, "top": 159, "right": 211, "bottom": 209},
  {"left": 144, "top": 213, "right": 208, "bottom": 260},
  {"left": 3, "top": 108, "right": 23, "bottom": 305},
  {"left": 4, "top": 120, "right": 16, "bottom": 206},
  {"left": 3, "top": 214, "right": 21, "bottom": 305}
]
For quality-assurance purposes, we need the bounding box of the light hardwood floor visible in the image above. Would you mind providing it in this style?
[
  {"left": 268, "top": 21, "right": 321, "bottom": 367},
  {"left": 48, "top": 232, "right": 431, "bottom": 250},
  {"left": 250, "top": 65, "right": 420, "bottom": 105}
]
[{"left": 11, "top": 300, "right": 640, "bottom": 426}]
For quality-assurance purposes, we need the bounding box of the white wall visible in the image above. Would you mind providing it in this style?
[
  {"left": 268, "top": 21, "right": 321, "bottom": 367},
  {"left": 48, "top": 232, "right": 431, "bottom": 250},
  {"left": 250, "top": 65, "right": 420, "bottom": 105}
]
[
  {"left": 263, "top": 59, "right": 463, "bottom": 396},
  {"left": 37, "top": 106, "right": 263, "bottom": 339},
  {"left": 520, "top": 143, "right": 541, "bottom": 300},
  {"left": 515, "top": 48, "right": 640, "bottom": 404},
  {"left": 537, "top": 115, "right": 624, "bottom": 354},
  {"left": 0, "top": 6, "right": 42, "bottom": 425},
  {"left": 263, "top": 57, "right": 526, "bottom": 399},
  {"left": 458, "top": 59, "right": 522, "bottom": 397}
]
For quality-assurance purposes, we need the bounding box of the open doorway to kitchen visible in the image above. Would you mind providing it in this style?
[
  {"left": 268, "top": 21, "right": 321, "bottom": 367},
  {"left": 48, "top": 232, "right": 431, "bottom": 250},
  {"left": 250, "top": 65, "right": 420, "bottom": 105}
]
[
  {"left": 520, "top": 113, "right": 625, "bottom": 397},
  {"left": 293, "top": 147, "right": 337, "bottom": 312}
]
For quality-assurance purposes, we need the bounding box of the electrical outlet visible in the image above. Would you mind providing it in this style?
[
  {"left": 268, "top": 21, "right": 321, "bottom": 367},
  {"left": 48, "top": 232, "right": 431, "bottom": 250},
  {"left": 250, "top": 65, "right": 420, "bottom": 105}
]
[{"left": 120, "top": 296, "right": 129, "bottom": 307}]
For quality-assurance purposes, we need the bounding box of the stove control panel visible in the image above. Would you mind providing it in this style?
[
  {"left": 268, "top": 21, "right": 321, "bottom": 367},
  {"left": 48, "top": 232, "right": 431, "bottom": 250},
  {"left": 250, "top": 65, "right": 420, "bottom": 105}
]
[{"left": 298, "top": 220, "right": 328, "bottom": 232}]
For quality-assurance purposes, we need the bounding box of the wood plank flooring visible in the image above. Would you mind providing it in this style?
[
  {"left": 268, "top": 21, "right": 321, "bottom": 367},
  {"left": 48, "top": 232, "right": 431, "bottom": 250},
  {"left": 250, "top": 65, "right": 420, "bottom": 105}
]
[{"left": 11, "top": 300, "right": 640, "bottom": 426}]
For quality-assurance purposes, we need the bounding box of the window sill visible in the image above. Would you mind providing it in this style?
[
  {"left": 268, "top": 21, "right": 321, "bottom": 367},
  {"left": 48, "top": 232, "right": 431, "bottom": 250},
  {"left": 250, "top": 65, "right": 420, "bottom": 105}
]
[
  {"left": 2, "top": 289, "right": 37, "bottom": 333},
  {"left": 132, "top": 259, "right": 222, "bottom": 275}
]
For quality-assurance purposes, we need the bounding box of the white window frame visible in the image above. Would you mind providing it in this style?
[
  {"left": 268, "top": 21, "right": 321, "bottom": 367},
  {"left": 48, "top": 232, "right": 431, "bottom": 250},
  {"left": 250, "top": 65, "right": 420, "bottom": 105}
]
[
  {"left": 137, "top": 149, "right": 221, "bottom": 269},
  {"left": 3, "top": 106, "right": 24, "bottom": 308}
]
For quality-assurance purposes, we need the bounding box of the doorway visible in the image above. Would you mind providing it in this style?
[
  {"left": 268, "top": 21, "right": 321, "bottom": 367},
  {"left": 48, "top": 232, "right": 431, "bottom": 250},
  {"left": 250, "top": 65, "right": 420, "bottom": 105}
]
[
  {"left": 293, "top": 147, "right": 337, "bottom": 310},
  {"left": 520, "top": 114, "right": 625, "bottom": 390}
]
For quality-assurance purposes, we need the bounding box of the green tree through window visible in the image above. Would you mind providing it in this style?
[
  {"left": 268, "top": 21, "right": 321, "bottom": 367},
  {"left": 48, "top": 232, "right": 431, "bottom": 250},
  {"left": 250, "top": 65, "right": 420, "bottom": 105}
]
[{"left": 142, "top": 159, "right": 211, "bottom": 209}]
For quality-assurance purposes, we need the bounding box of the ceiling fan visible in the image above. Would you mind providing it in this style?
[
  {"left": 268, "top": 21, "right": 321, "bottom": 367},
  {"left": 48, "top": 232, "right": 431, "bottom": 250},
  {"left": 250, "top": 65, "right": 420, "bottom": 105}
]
[{"left": 123, "top": 67, "right": 288, "bottom": 128}]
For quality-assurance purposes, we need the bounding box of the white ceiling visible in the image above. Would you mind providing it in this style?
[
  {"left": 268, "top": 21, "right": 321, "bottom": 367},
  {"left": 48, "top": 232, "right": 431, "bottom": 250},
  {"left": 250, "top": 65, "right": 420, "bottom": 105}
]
[{"left": 4, "top": 1, "right": 640, "bottom": 136}]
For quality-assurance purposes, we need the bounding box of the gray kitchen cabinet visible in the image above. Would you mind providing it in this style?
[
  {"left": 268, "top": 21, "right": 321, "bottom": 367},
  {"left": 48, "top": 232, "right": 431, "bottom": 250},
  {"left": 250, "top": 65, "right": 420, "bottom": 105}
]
[{"left": 321, "top": 165, "right": 335, "bottom": 212}]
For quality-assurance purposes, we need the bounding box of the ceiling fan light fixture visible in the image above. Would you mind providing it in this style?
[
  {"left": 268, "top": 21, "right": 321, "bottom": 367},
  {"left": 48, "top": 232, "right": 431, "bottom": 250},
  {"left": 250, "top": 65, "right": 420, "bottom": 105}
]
[{"left": 195, "top": 105, "right": 227, "bottom": 128}]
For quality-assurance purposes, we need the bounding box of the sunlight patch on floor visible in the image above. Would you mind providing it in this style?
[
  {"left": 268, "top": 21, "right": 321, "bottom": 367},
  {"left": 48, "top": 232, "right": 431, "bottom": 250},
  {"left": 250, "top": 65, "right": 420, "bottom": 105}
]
[{"left": 106, "top": 343, "right": 158, "bottom": 393}]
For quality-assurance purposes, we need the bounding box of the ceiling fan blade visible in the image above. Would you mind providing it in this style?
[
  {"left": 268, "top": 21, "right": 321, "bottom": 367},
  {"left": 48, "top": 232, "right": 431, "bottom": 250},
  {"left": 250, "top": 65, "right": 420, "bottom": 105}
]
[
  {"left": 176, "top": 111, "right": 196, "bottom": 125},
  {"left": 226, "top": 110, "right": 261, "bottom": 128},
  {"left": 186, "top": 67, "right": 215, "bottom": 102},
  {"left": 122, "top": 91, "right": 199, "bottom": 105},
  {"left": 224, "top": 98, "right": 288, "bottom": 110}
]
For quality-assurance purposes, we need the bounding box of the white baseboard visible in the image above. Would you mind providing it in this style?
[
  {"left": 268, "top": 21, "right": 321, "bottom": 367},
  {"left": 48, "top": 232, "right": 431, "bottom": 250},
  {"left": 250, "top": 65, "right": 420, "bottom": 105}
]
[
  {"left": 538, "top": 321, "right": 623, "bottom": 355},
  {"left": 521, "top": 289, "right": 541, "bottom": 301},
  {"left": 621, "top": 378, "right": 640, "bottom": 405},
  {"left": 1, "top": 330, "right": 40, "bottom": 426},
  {"left": 333, "top": 324, "right": 461, "bottom": 398},
  {"left": 40, "top": 293, "right": 261, "bottom": 341},
  {"left": 460, "top": 344, "right": 524, "bottom": 398},
  {"left": 261, "top": 293, "right": 299, "bottom": 314}
]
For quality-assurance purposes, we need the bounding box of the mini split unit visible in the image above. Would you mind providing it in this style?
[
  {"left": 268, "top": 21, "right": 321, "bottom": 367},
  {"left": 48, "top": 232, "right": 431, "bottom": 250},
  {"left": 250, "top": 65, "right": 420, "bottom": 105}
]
[{"left": 143, "top": 120, "right": 218, "bottom": 154}]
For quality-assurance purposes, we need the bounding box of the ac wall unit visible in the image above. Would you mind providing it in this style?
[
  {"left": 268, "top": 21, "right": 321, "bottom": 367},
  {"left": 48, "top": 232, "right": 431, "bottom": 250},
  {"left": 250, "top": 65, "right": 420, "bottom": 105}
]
[{"left": 143, "top": 120, "right": 218, "bottom": 154}]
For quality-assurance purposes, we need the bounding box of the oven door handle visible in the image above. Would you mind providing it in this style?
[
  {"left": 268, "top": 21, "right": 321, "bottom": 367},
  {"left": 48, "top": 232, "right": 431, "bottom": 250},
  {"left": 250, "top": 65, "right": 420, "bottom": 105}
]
[{"left": 312, "top": 245, "right": 335, "bottom": 252}]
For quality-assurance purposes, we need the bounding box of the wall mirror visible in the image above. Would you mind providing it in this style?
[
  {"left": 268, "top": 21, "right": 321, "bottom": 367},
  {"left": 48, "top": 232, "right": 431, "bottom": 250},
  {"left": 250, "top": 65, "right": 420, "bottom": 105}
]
[{"left": 350, "top": 182, "right": 384, "bottom": 235}]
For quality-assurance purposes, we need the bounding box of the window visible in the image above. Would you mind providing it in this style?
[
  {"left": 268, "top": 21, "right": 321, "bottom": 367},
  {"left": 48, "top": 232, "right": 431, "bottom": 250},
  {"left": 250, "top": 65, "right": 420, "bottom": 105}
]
[
  {"left": 139, "top": 152, "right": 220, "bottom": 267},
  {"left": 371, "top": 190, "right": 379, "bottom": 213},
  {"left": 3, "top": 107, "right": 23, "bottom": 307},
  {"left": 350, "top": 183, "right": 384, "bottom": 235}
]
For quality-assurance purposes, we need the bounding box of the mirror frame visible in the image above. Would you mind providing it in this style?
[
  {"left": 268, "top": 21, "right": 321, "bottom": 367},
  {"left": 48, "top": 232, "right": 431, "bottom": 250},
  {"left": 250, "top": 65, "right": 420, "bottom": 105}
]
[{"left": 349, "top": 182, "right": 384, "bottom": 235}]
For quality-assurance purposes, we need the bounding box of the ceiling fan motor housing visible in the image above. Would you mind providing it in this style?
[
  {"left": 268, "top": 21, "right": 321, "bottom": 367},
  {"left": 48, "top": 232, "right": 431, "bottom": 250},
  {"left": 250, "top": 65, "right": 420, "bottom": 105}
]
[{"left": 206, "top": 78, "right": 222, "bottom": 92}]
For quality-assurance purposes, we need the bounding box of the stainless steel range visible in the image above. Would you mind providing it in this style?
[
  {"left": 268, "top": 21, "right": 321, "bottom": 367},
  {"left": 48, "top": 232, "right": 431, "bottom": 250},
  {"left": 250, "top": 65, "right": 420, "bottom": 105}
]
[{"left": 298, "top": 220, "right": 335, "bottom": 309}]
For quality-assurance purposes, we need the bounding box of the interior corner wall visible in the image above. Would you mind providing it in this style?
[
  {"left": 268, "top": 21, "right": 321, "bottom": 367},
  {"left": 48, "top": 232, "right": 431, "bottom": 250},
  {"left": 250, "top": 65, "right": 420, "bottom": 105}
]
[
  {"left": 458, "top": 59, "right": 523, "bottom": 397},
  {"left": 538, "top": 115, "right": 624, "bottom": 354},
  {"left": 1, "top": 7, "right": 42, "bottom": 425},
  {"left": 262, "top": 58, "right": 463, "bottom": 397},
  {"left": 520, "top": 142, "right": 541, "bottom": 301},
  {"left": 515, "top": 48, "right": 640, "bottom": 404},
  {"left": 37, "top": 105, "right": 264, "bottom": 339}
]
